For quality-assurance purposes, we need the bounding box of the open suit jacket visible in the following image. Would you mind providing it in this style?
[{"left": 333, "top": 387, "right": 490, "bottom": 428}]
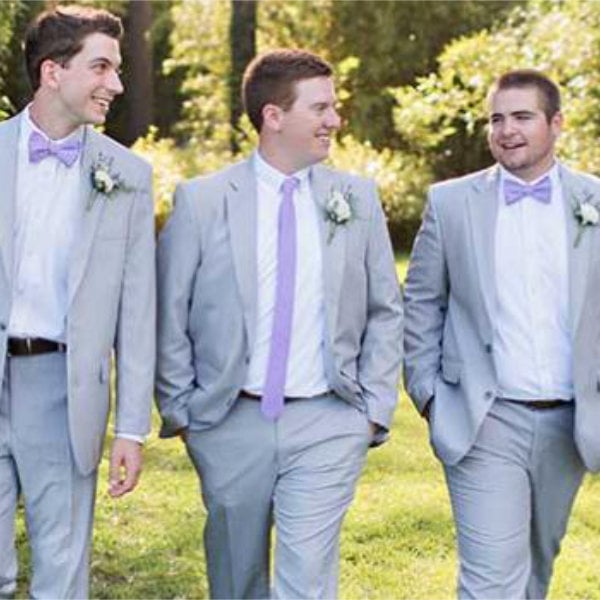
[
  {"left": 156, "top": 158, "right": 403, "bottom": 439},
  {"left": 404, "top": 163, "right": 600, "bottom": 471},
  {"left": 0, "top": 113, "right": 156, "bottom": 476}
]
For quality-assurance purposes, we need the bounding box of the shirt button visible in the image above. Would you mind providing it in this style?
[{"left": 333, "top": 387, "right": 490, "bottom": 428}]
[
  {"left": 0, "top": 323, "right": 5, "bottom": 331},
  {"left": 484, "top": 391, "right": 494, "bottom": 400},
  {"left": 485, "top": 344, "right": 492, "bottom": 353}
]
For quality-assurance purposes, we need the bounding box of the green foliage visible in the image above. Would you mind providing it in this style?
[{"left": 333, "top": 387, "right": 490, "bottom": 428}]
[
  {"left": 166, "top": 0, "right": 231, "bottom": 150},
  {"left": 16, "top": 332, "right": 600, "bottom": 598},
  {"left": 0, "top": 0, "right": 22, "bottom": 118},
  {"left": 391, "top": 1, "right": 600, "bottom": 179},
  {"left": 328, "top": 1, "right": 515, "bottom": 148}
]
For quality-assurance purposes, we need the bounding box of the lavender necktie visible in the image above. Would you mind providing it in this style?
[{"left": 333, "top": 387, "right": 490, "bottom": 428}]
[
  {"left": 261, "top": 176, "right": 300, "bottom": 420},
  {"left": 28, "top": 130, "right": 82, "bottom": 168},
  {"left": 504, "top": 176, "right": 552, "bottom": 205}
]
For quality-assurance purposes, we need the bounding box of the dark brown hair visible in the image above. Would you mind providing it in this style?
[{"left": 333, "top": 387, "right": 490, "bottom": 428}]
[
  {"left": 25, "top": 4, "right": 123, "bottom": 92},
  {"left": 242, "top": 49, "right": 333, "bottom": 132},
  {"left": 488, "top": 69, "right": 561, "bottom": 122}
]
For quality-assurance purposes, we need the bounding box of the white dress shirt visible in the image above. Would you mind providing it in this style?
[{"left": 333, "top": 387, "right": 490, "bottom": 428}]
[
  {"left": 494, "top": 164, "right": 573, "bottom": 401},
  {"left": 9, "top": 108, "right": 84, "bottom": 343},
  {"left": 243, "top": 151, "right": 329, "bottom": 397},
  {"left": 9, "top": 109, "right": 142, "bottom": 442}
]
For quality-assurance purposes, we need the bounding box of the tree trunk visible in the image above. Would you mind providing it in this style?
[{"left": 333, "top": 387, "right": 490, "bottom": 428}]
[
  {"left": 229, "top": 0, "right": 256, "bottom": 153},
  {"left": 124, "top": 0, "right": 153, "bottom": 144}
]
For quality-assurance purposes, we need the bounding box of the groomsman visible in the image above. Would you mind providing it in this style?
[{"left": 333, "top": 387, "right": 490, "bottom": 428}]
[
  {"left": 404, "top": 69, "right": 600, "bottom": 598},
  {"left": 0, "top": 6, "right": 155, "bottom": 598},
  {"left": 157, "top": 49, "right": 403, "bottom": 598}
]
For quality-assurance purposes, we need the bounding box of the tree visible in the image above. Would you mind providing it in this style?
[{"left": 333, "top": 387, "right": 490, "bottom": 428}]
[{"left": 229, "top": 0, "right": 256, "bottom": 153}]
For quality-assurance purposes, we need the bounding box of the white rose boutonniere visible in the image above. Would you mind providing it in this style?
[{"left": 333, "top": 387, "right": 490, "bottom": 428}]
[
  {"left": 572, "top": 189, "right": 600, "bottom": 247},
  {"left": 324, "top": 186, "right": 356, "bottom": 243},
  {"left": 88, "top": 153, "right": 133, "bottom": 210}
]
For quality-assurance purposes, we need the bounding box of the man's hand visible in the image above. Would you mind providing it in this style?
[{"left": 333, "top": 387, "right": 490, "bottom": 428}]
[{"left": 108, "top": 438, "right": 143, "bottom": 498}]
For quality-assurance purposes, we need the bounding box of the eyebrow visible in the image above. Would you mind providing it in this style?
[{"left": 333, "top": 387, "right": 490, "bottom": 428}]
[
  {"left": 88, "top": 56, "right": 122, "bottom": 69},
  {"left": 490, "top": 109, "right": 537, "bottom": 119}
]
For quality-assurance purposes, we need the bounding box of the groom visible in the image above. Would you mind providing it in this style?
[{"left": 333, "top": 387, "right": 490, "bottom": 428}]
[
  {"left": 0, "top": 5, "right": 155, "bottom": 598},
  {"left": 404, "top": 70, "right": 600, "bottom": 598},
  {"left": 157, "top": 49, "right": 403, "bottom": 598}
]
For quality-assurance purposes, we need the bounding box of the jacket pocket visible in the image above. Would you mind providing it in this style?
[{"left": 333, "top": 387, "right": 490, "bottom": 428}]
[{"left": 441, "top": 358, "right": 461, "bottom": 385}]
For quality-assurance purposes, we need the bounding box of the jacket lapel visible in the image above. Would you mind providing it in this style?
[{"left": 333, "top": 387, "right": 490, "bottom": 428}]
[
  {"left": 558, "top": 164, "right": 595, "bottom": 335},
  {"left": 226, "top": 159, "right": 258, "bottom": 351},
  {"left": 0, "top": 115, "right": 20, "bottom": 289},
  {"left": 467, "top": 166, "right": 500, "bottom": 325},
  {"left": 68, "top": 127, "right": 108, "bottom": 307},
  {"left": 311, "top": 164, "right": 347, "bottom": 335}
]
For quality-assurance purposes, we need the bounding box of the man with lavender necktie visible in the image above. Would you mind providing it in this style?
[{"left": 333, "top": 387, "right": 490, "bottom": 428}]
[
  {"left": 404, "top": 70, "right": 600, "bottom": 599},
  {"left": 0, "top": 6, "right": 155, "bottom": 598},
  {"left": 156, "top": 49, "right": 403, "bottom": 599}
]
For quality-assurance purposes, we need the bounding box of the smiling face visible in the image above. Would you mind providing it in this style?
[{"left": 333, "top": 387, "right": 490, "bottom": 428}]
[
  {"left": 38, "top": 32, "right": 123, "bottom": 134},
  {"left": 261, "top": 76, "right": 341, "bottom": 173},
  {"left": 487, "top": 86, "right": 562, "bottom": 182}
]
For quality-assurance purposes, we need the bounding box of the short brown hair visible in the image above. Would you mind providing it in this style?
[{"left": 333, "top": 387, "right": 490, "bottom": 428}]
[
  {"left": 25, "top": 4, "right": 123, "bottom": 92},
  {"left": 242, "top": 49, "right": 333, "bottom": 132},
  {"left": 488, "top": 69, "right": 561, "bottom": 122}
]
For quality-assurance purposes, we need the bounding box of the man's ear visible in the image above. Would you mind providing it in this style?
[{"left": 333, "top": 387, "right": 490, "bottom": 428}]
[
  {"left": 38, "top": 58, "right": 63, "bottom": 91},
  {"left": 262, "top": 103, "right": 284, "bottom": 133}
]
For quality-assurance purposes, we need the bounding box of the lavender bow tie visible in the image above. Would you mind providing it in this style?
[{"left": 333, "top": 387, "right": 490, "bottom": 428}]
[
  {"left": 28, "top": 130, "right": 82, "bottom": 167},
  {"left": 504, "top": 176, "right": 552, "bottom": 206}
]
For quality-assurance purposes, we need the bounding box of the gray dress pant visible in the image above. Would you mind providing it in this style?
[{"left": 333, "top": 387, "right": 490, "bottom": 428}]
[
  {"left": 0, "top": 353, "right": 97, "bottom": 599},
  {"left": 185, "top": 392, "right": 370, "bottom": 599},
  {"left": 444, "top": 399, "right": 585, "bottom": 600}
]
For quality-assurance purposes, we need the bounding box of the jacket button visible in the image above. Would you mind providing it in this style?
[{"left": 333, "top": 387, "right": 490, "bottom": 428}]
[
  {"left": 484, "top": 391, "right": 494, "bottom": 400},
  {"left": 485, "top": 344, "right": 492, "bottom": 353},
  {"left": 0, "top": 323, "right": 5, "bottom": 331}
]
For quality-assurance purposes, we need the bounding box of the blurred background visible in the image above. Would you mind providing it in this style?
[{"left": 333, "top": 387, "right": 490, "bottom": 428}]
[{"left": 1, "top": 0, "right": 597, "bottom": 248}]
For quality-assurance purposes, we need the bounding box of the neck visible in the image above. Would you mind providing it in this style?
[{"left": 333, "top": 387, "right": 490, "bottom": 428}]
[{"left": 29, "top": 96, "right": 79, "bottom": 140}]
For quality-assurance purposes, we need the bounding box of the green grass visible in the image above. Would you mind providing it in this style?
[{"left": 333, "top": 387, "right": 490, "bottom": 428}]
[
  {"left": 13, "top": 257, "right": 600, "bottom": 598},
  {"left": 14, "top": 401, "right": 600, "bottom": 599}
]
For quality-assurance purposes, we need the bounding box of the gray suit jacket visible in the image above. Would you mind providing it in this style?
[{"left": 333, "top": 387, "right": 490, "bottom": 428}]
[
  {"left": 404, "top": 163, "right": 600, "bottom": 471},
  {"left": 156, "top": 157, "right": 402, "bottom": 440},
  {"left": 0, "top": 113, "right": 156, "bottom": 476}
]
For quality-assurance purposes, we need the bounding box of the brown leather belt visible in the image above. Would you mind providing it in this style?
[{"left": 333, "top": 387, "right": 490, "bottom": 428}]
[
  {"left": 503, "top": 398, "right": 571, "bottom": 410},
  {"left": 7, "top": 337, "right": 67, "bottom": 357}
]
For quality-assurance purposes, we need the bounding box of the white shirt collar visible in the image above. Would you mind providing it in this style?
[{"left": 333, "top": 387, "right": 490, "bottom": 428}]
[
  {"left": 499, "top": 162, "right": 559, "bottom": 187},
  {"left": 253, "top": 150, "right": 311, "bottom": 192}
]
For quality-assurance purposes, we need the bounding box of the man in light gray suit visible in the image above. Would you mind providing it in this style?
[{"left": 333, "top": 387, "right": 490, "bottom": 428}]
[
  {"left": 405, "top": 70, "right": 600, "bottom": 599},
  {"left": 0, "top": 6, "right": 155, "bottom": 598},
  {"left": 157, "top": 49, "right": 402, "bottom": 599}
]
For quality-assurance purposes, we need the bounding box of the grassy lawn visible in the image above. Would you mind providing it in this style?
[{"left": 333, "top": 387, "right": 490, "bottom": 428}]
[
  {"left": 58, "top": 406, "right": 600, "bottom": 599},
  {"left": 14, "top": 257, "right": 600, "bottom": 598}
]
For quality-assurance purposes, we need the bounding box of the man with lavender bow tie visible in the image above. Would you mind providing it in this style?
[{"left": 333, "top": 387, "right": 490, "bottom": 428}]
[
  {"left": 404, "top": 69, "right": 600, "bottom": 599},
  {"left": 156, "top": 49, "right": 402, "bottom": 599},
  {"left": 0, "top": 5, "right": 155, "bottom": 598}
]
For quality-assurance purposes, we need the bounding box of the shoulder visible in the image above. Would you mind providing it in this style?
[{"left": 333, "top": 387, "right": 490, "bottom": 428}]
[
  {"left": 429, "top": 166, "right": 494, "bottom": 197},
  {"left": 175, "top": 159, "right": 251, "bottom": 205},
  {"left": 88, "top": 128, "right": 151, "bottom": 178},
  {"left": 559, "top": 163, "right": 600, "bottom": 192},
  {"left": 315, "top": 163, "right": 376, "bottom": 195}
]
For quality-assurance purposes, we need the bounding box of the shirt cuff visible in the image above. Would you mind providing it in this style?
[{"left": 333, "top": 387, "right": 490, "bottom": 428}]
[{"left": 116, "top": 432, "right": 145, "bottom": 444}]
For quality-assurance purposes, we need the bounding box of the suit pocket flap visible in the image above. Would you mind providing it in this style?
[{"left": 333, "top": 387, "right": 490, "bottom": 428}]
[{"left": 441, "top": 358, "right": 461, "bottom": 384}]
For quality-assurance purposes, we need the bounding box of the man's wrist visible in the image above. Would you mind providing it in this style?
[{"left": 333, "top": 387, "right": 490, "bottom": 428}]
[{"left": 115, "top": 433, "right": 144, "bottom": 445}]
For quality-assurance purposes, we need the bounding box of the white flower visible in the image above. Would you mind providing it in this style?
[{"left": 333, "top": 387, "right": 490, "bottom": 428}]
[
  {"left": 323, "top": 186, "right": 357, "bottom": 243},
  {"left": 87, "top": 153, "right": 133, "bottom": 211},
  {"left": 572, "top": 190, "right": 600, "bottom": 247},
  {"left": 92, "top": 168, "right": 115, "bottom": 194},
  {"left": 327, "top": 190, "right": 352, "bottom": 223},
  {"left": 579, "top": 202, "right": 599, "bottom": 225}
]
